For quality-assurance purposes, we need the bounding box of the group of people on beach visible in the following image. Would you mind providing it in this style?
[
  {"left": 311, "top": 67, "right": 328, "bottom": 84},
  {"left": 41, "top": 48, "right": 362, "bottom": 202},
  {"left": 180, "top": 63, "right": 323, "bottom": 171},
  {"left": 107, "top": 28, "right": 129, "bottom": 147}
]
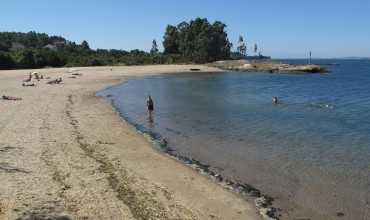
[
  {"left": 23, "top": 71, "right": 63, "bottom": 85},
  {"left": 2, "top": 70, "right": 76, "bottom": 101}
]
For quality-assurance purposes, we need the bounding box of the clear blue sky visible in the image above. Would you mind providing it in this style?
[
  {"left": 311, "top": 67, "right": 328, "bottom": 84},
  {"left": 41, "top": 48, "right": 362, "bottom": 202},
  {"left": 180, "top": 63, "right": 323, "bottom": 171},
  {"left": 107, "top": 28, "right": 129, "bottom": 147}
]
[{"left": 1, "top": 0, "right": 369, "bottom": 58}]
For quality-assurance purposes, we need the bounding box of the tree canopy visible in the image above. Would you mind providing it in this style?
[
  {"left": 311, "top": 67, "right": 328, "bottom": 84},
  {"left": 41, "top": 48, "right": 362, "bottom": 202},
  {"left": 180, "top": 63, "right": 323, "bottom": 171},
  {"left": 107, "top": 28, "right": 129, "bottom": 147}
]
[
  {"left": 237, "top": 36, "right": 247, "bottom": 57},
  {"left": 163, "top": 18, "right": 232, "bottom": 63},
  {"left": 150, "top": 39, "right": 159, "bottom": 54}
]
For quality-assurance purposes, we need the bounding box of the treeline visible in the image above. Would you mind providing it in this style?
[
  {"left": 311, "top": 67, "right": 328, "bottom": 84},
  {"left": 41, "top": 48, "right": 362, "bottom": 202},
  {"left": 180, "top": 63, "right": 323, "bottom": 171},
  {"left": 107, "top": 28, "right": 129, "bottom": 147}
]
[
  {"left": 0, "top": 18, "right": 235, "bottom": 70},
  {"left": 0, "top": 32, "right": 171, "bottom": 70}
]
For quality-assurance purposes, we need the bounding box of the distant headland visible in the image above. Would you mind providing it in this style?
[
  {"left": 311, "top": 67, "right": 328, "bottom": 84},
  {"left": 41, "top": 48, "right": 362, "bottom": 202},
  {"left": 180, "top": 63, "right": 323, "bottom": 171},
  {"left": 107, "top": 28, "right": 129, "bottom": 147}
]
[{"left": 210, "top": 59, "right": 327, "bottom": 74}]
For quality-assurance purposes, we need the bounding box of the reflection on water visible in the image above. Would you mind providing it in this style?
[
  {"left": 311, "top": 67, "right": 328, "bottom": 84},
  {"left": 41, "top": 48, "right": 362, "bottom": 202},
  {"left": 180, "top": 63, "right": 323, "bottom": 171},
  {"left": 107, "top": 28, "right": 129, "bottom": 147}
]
[{"left": 98, "top": 59, "right": 370, "bottom": 220}]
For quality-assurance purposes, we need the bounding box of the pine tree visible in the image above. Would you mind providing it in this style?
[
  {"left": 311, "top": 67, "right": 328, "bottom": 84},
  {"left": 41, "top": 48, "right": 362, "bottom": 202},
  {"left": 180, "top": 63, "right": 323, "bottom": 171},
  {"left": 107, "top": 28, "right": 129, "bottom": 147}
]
[
  {"left": 150, "top": 39, "right": 159, "bottom": 54},
  {"left": 237, "top": 35, "right": 247, "bottom": 57},
  {"left": 254, "top": 43, "right": 258, "bottom": 55}
]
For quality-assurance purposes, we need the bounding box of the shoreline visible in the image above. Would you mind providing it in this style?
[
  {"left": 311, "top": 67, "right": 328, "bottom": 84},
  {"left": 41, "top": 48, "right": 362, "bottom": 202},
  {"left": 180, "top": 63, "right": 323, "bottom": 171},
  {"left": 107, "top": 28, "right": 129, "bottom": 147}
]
[
  {"left": 0, "top": 65, "right": 263, "bottom": 219},
  {"left": 98, "top": 75, "right": 280, "bottom": 220},
  {"left": 102, "top": 67, "right": 370, "bottom": 220}
]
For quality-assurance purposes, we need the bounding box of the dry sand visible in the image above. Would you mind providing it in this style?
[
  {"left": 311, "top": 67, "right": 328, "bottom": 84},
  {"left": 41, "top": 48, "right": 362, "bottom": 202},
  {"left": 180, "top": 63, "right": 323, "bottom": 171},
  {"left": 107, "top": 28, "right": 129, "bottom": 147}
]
[{"left": 0, "top": 65, "right": 262, "bottom": 220}]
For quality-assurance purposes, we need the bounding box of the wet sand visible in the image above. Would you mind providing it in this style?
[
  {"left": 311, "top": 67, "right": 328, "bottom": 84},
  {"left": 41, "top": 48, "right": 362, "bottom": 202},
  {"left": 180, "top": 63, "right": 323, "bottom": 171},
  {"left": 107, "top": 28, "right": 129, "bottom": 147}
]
[{"left": 0, "top": 65, "right": 261, "bottom": 219}]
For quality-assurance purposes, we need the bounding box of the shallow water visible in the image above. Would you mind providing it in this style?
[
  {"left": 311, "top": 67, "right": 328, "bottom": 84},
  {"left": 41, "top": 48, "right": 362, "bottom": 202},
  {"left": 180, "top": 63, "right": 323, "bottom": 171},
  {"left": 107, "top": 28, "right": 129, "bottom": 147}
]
[{"left": 98, "top": 59, "right": 370, "bottom": 220}]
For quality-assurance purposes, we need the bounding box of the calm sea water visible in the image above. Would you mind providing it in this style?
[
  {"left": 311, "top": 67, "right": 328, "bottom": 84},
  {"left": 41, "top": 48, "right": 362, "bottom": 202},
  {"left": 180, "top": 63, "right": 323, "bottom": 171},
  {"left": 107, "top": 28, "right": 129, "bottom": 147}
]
[{"left": 98, "top": 59, "right": 370, "bottom": 220}]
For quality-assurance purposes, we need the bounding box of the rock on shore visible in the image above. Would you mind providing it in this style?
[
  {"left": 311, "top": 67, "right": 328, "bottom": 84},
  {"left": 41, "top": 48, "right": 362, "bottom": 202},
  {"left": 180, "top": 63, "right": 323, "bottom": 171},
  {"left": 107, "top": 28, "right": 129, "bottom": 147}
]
[{"left": 211, "top": 60, "right": 327, "bottom": 73}]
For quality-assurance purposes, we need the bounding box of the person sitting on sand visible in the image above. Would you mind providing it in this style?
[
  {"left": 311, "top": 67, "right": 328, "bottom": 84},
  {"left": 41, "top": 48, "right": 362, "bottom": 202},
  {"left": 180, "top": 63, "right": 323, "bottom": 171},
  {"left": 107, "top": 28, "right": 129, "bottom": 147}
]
[
  {"left": 2, "top": 95, "right": 22, "bottom": 101},
  {"left": 273, "top": 96, "right": 278, "bottom": 105},
  {"left": 34, "top": 72, "right": 40, "bottom": 81},
  {"left": 147, "top": 95, "right": 154, "bottom": 112},
  {"left": 23, "top": 73, "right": 32, "bottom": 82}
]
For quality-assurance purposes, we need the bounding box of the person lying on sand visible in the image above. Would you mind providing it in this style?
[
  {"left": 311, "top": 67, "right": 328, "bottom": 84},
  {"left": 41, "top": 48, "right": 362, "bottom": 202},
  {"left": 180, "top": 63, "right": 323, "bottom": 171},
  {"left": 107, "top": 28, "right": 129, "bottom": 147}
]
[
  {"left": 22, "top": 82, "right": 36, "bottom": 87},
  {"left": 47, "top": 77, "right": 63, "bottom": 84},
  {"left": 2, "top": 95, "right": 22, "bottom": 101},
  {"left": 47, "top": 79, "right": 56, "bottom": 84}
]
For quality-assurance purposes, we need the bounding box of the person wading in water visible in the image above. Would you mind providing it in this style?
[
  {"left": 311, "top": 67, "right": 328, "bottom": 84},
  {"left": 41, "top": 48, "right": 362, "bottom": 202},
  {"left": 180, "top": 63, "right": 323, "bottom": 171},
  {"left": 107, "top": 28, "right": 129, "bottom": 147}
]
[{"left": 147, "top": 95, "right": 154, "bottom": 112}]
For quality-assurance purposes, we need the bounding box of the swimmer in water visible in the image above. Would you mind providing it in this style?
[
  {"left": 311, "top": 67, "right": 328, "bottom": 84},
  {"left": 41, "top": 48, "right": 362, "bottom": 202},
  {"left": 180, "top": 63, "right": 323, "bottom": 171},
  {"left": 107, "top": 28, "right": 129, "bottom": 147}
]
[{"left": 273, "top": 96, "right": 278, "bottom": 105}]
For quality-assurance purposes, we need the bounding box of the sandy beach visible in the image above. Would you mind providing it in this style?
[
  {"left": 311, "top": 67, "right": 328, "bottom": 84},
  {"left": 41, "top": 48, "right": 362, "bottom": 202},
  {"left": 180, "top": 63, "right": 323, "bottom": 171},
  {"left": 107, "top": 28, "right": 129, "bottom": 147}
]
[{"left": 0, "top": 65, "right": 262, "bottom": 220}]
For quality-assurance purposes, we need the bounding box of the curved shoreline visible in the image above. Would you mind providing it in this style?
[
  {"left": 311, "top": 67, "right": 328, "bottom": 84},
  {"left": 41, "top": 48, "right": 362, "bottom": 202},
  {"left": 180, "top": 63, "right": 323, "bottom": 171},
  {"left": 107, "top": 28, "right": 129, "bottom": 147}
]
[
  {"left": 0, "top": 65, "right": 263, "bottom": 220},
  {"left": 98, "top": 75, "right": 280, "bottom": 220}
]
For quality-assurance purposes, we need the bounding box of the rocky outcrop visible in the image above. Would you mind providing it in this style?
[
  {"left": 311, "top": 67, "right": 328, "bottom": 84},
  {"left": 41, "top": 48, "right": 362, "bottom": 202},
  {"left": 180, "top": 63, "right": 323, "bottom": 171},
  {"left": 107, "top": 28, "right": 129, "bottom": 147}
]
[{"left": 211, "top": 60, "right": 327, "bottom": 74}]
